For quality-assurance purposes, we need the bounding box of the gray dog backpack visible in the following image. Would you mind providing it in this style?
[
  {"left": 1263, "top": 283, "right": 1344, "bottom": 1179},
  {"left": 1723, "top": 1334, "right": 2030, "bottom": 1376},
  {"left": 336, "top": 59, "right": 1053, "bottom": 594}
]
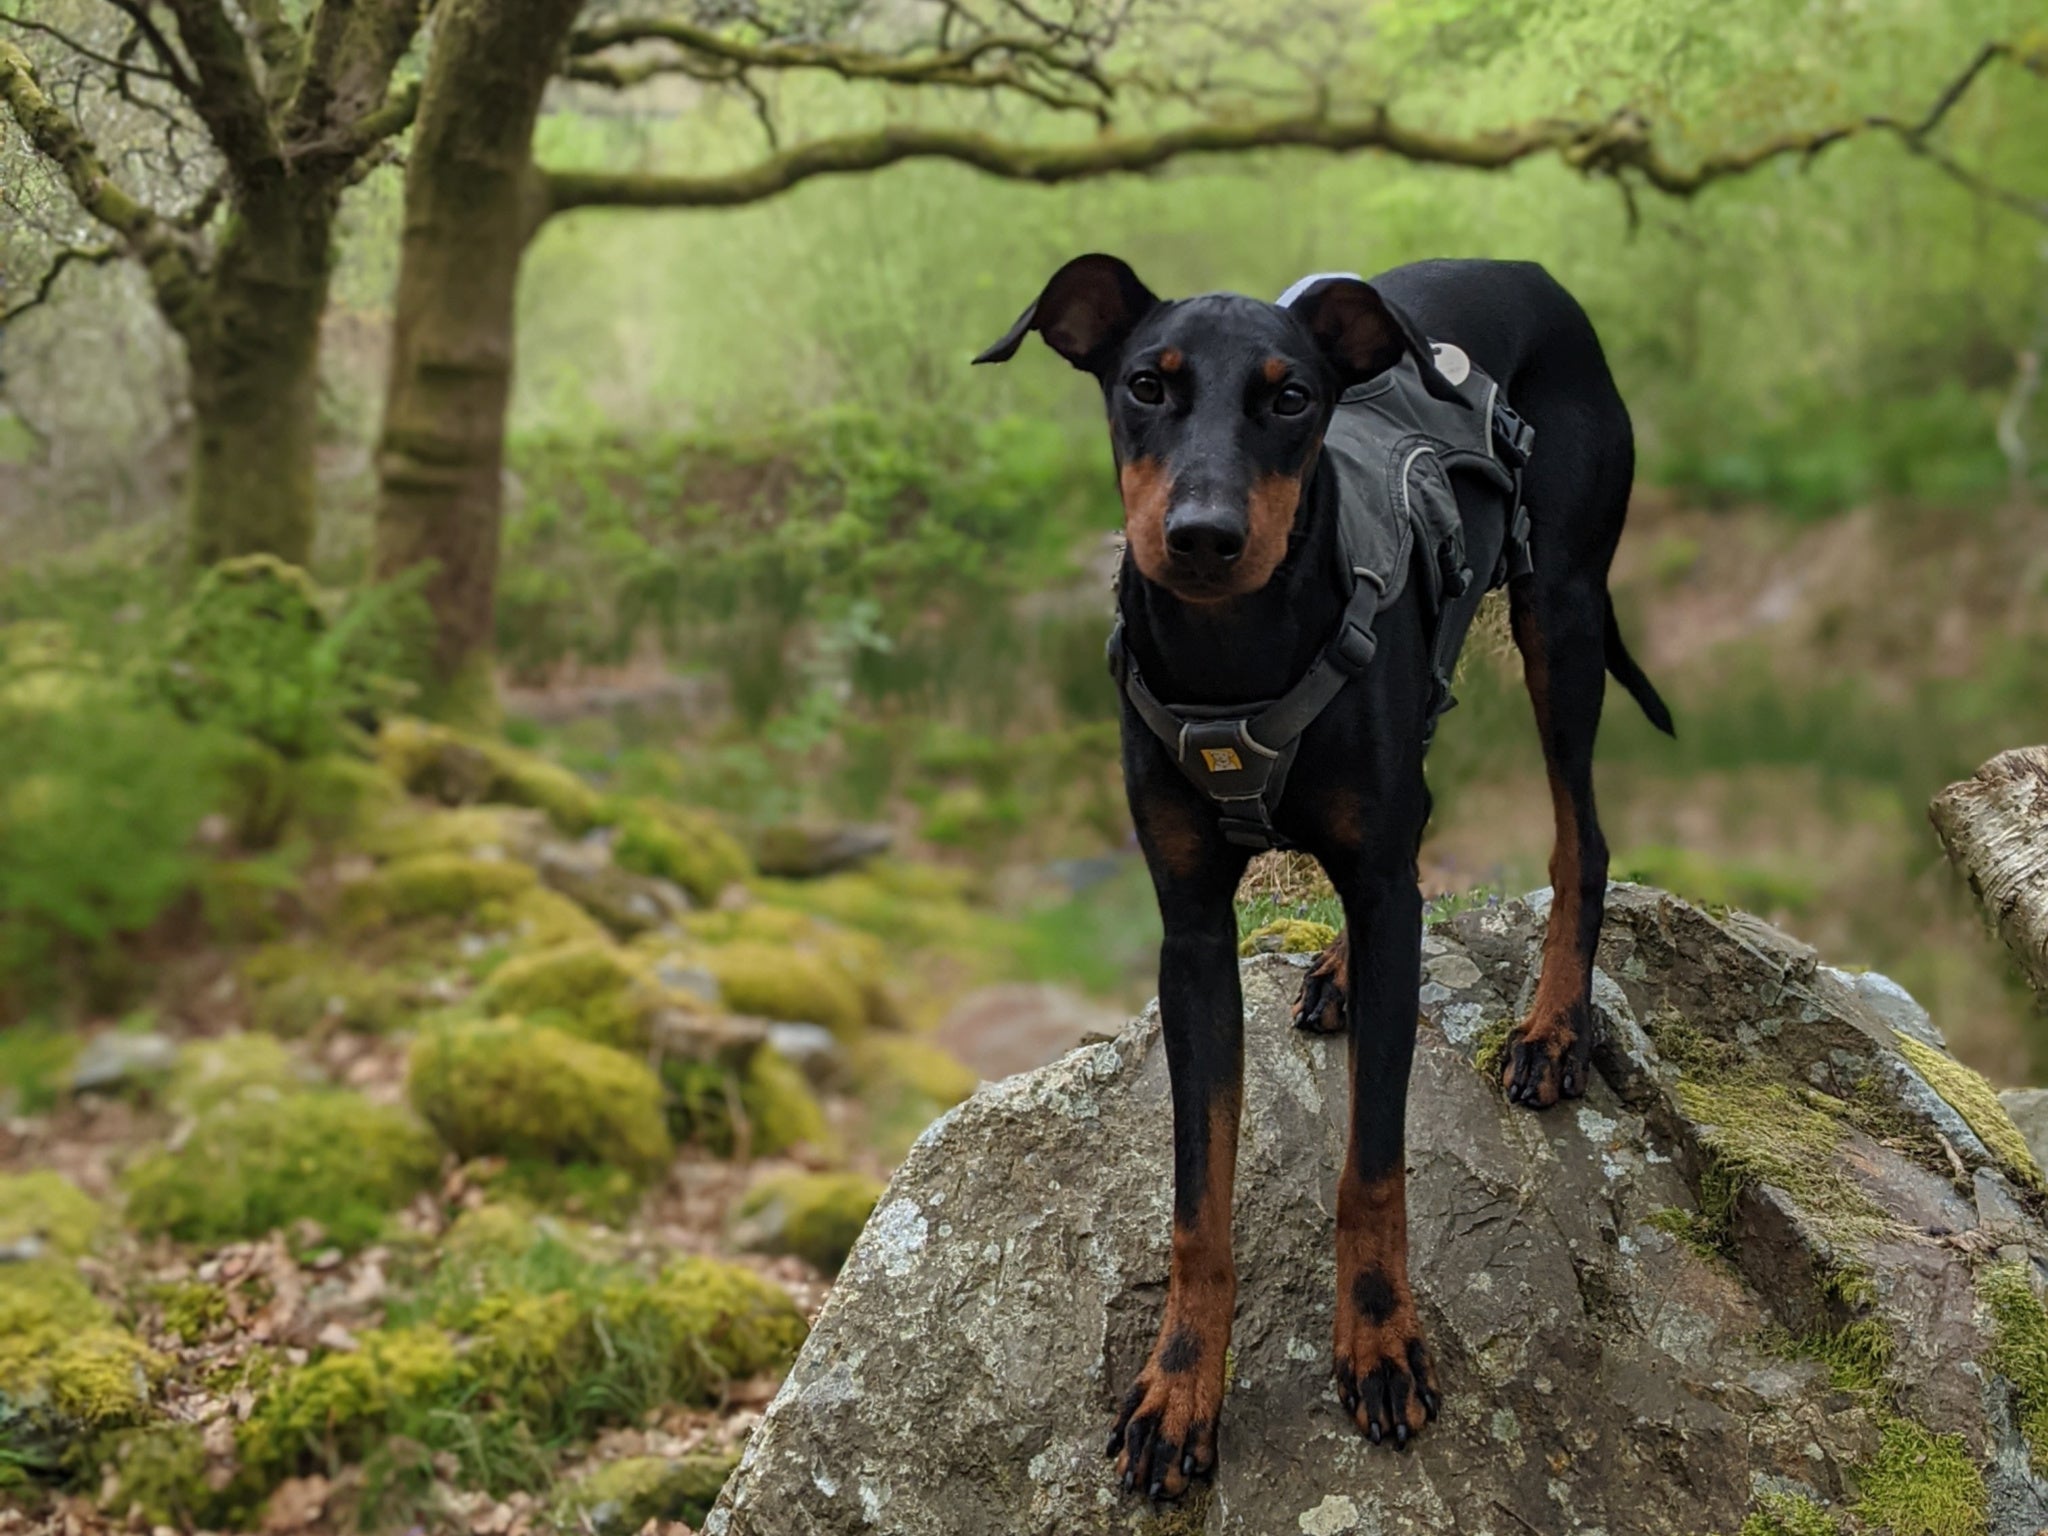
[{"left": 1105, "top": 291, "right": 1536, "bottom": 852}]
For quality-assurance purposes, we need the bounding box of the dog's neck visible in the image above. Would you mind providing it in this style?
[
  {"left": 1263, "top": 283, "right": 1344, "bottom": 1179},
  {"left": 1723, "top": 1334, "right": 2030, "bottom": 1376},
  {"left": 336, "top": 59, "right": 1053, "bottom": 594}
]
[{"left": 1114, "top": 452, "right": 1351, "bottom": 708}]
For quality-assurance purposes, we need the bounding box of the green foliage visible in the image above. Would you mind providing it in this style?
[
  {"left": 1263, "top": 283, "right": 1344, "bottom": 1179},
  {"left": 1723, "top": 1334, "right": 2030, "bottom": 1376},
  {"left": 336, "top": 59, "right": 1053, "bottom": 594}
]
[
  {"left": 407, "top": 1017, "right": 673, "bottom": 1178},
  {"left": 0, "top": 1023, "right": 81, "bottom": 1115},
  {"left": 155, "top": 556, "right": 425, "bottom": 759},
  {"left": 1739, "top": 1492, "right": 1841, "bottom": 1536},
  {"left": 123, "top": 1090, "right": 440, "bottom": 1250},
  {"left": 853, "top": 1034, "right": 978, "bottom": 1156},
  {"left": 0, "top": 682, "right": 225, "bottom": 982},
  {"left": 98, "top": 1425, "right": 219, "bottom": 1529},
  {"left": 0, "top": 1171, "right": 104, "bottom": 1255},
  {"left": 665, "top": 1046, "right": 829, "bottom": 1159},
  {"left": 736, "top": 1171, "right": 883, "bottom": 1276}
]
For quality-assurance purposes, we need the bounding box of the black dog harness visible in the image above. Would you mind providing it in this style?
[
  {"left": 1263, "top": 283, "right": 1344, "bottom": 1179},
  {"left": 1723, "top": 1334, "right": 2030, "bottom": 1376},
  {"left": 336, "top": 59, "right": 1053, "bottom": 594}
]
[{"left": 1106, "top": 342, "right": 1535, "bottom": 852}]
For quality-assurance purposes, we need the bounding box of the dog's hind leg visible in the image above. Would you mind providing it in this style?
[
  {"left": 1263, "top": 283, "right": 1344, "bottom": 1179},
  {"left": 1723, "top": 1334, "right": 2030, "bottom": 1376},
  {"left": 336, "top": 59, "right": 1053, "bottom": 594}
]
[{"left": 1501, "top": 569, "right": 1612, "bottom": 1108}]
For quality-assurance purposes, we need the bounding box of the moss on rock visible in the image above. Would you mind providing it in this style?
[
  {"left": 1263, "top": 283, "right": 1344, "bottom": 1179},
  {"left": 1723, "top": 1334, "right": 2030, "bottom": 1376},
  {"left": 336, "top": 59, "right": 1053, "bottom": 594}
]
[
  {"left": 1894, "top": 1033, "right": 2045, "bottom": 1191},
  {"left": 700, "top": 940, "right": 865, "bottom": 1037},
  {"left": 613, "top": 798, "right": 752, "bottom": 905},
  {"left": 155, "top": 1279, "right": 230, "bottom": 1345},
  {"left": 0, "top": 1170, "right": 104, "bottom": 1255},
  {"left": 0, "top": 1259, "right": 160, "bottom": 1436},
  {"left": 167, "top": 1034, "right": 304, "bottom": 1115},
  {"left": 377, "top": 718, "right": 606, "bottom": 834},
  {"left": 736, "top": 1171, "right": 883, "bottom": 1275},
  {"left": 124, "top": 1090, "right": 440, "bottom": 1249},
  {"left": 666, "top": 1046, "right": 829, "bottom": 1159},
  {"left": 1978, "top": 1260, "right": 2048, "bottom": 1467},
  {"left": 1852, "top": 1416, "right": 1986, "bottom": 1536},
  {"left": 555, "top": 1452, "right": 738, "bottom": 1534},
  {"left": 1237, "top": 918, "right": 1338, "bottom": 957},
  {"left": 240, "top": 942, "right": 419, "bottom": 1036},
  {"left": 341, "top": 852, "right": 538, "bottom": 929},
  {"left": 1738, "top": 1491, "right": 1841, "bottom": 1536},
  {"left": 478, "top": 941, "right": 687, "bottom": 1051},
  {"left": 408, "top": 1017, "right": 672, "bottom": 1178}
]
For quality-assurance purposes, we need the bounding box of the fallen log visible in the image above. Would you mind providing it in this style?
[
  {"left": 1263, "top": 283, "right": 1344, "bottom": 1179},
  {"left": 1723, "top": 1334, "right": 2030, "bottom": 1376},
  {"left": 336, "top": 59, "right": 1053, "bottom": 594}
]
[{"left": 1930, "top": 744, "right": 2048, "bottom": 1000}]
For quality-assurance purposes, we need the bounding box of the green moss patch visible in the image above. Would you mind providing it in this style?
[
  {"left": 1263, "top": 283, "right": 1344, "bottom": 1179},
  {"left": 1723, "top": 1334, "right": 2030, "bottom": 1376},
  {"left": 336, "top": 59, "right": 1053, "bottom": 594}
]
[
  {"left": 237, "top": 1323, "right": 466, "bottom": 1481},
  {"left": 409, "top": 1017, "right": 672, "bottom": 1178},
  {"left": 97, "top": 1424, "right": 218, "bottom": 1529},
  {"left": 240, "top": 941, "right": 421, "bottom": 1036},
  {"left": 1978, "top": 1260, "right": 2048, "bottom": 1467},
  {"left": 1237, "top": 918, "right": 1338, "bottom": 956},
  {"left": 699, "top": 939, "right": 867, "bottom": 1037},
  {"left": 0, "top": 1259, "right": 160, "bottom": 1440},
  {"left": 613, "top": 798, "right": 752, "bottom": 905},
  {"left": 478, "top": 941, "right": 685, "bottom": 1052},
  {"left": 853, "top": 1034, "right": 977, "bottom": 1156},
  {"left": 341, "top": 853, "right": 539, "bottom": 929},
  {"left": 1738, "top": 1491, "right": 1841, "bottom": 1536},
  {"left": 0, "top": 1021, "right": 81, "bottom": 1116},
  {"left": 1894, "top": 1033, "right": 2045, "bottom": 1192},
  {"left": 554, "top": 1452, "right": 737, "bottom": 1534},
  {"left": 378, "top": 718, "right": 608, "bottom": 835},
  {"left": 124, "top": 1090, "right": 440, "bottom": 1249},
  {"left": 666, "top": 1047, "right": 829, "bottom": 1159},
  {"left": 753, "top": 863, "right": 986, "bottom": 951},
  {"left": 736, "top": 1171, "right": 883, "bottom": 1276},
  {"left": 166, "top": 1034, "right": 304, "bottom": 1115},
  {"left": 1852, "top": 1416, "right": 1987, "bottom": 1536},
  {"left": 0, "top": 1171, "right": 104, "bottom": 1255}
]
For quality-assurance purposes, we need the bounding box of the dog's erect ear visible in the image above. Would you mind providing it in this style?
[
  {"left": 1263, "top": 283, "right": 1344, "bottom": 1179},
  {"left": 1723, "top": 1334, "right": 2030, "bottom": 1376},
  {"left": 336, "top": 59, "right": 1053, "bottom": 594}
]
[
  {"left": 973, "top": 254, "right": 1161, "bottom": 375},
  {"left": 1285, "top": 276, "right": 1463, "bottom": 404}
]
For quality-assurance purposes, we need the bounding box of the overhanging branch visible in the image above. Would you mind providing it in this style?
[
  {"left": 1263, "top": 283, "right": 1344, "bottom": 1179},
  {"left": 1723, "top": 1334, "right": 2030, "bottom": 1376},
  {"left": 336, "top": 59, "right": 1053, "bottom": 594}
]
[
  {"left": 0, "top": 242, "right": 120, "bottom": 324},
  {"left": 540, "top": 39, "right": 2035, "bottom": 220}
]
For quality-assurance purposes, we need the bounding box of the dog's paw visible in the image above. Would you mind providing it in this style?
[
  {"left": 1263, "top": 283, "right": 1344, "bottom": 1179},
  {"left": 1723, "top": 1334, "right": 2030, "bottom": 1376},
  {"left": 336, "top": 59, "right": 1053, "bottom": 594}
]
[
  {"left": 1293, "top": 936, "right": 1348, "bottom": 1034},
  {"left": 1106, "top": 1334, "right": 1224, "bottom": 1501},
  {"left": 1334, "top": 1297, "right": 1439, "bottom": 1449},
  {"left": 1502, "top": 1004, "right": 1593, "bottom": 1109}
]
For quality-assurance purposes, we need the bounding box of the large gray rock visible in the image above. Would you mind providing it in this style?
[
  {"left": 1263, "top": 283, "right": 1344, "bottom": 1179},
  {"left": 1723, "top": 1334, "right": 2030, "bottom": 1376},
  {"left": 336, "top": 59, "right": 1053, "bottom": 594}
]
[{"left": 711, "top": 886, "right": 2048, "bottom": 1535}]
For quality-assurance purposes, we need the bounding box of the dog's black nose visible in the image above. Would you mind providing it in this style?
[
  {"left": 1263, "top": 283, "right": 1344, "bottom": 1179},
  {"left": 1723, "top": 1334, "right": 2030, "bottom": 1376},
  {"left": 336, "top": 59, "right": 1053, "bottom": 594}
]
[{"left": 1164, "top": 508, "right": 1245, "bottom": 565}]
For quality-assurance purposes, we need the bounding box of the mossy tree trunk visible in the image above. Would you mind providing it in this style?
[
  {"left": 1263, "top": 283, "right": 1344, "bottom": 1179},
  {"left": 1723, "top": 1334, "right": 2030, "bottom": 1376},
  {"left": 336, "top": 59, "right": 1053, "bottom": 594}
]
[
  {"left": 1932, "top": 745, "right": 2048, "bottom": 1004},
  {"left": 371, "top": 0, "right": 585, "bottom": 722},
  {"left": 187, "top": 184, "right": 340, "bottom": 567}
]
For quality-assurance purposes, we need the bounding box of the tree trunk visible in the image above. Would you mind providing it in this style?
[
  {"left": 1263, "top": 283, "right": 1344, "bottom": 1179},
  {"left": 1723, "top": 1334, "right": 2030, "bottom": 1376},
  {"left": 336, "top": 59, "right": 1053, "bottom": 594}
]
[
  {"left": 187, "top": 182, "right": 338, "bottom": 568},
  {"left": 1930, "top": 746, "right": 2048, "bottom": 1002},
  {"left": 372, "top": 0, "right": 584, "bottom": 723}
]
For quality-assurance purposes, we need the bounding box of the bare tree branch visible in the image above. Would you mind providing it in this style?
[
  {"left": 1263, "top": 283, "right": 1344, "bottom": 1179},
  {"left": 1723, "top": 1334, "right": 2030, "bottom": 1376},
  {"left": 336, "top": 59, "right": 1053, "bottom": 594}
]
[
  {"left": 0, "top": 242, "right": 121, "bottom": 324},
  {"left": 0, "top": 38, "right": 208, "bottom": 332},
  {"left": 100, "top": 0, "right": 199, "bottom": 98},
  {"left": 0, "top": 11, "right": 178, "bottom": 83},
  {"left": 540, "top": 39, "right": 2038, "bottom": 222},
  {"left": 564, "top": 16, "right": 1112, "bottom": 118}
]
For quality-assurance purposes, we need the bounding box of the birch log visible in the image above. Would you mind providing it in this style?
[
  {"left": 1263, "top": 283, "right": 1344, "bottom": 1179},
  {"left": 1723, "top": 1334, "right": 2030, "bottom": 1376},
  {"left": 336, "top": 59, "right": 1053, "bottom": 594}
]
[{"left": 1930, "top": 746, "right": 2048, "bottom": 1000}]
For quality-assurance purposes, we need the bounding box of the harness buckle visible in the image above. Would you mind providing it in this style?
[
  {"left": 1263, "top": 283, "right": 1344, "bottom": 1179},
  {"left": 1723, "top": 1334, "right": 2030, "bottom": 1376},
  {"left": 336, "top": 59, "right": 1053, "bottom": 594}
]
[
  {"left": 1331, "top": 618, "right": 1378, "bottom": 677},
  {"left": 1492, "top": 399, "right": 1535, "bottom": 468}
]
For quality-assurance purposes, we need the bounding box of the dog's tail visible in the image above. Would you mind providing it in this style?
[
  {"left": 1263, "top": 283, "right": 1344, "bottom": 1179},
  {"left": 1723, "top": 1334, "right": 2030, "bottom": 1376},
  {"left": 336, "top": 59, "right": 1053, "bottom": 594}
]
[{"left": 1605, "top": 597, "right": 1675, "bottom": 737}]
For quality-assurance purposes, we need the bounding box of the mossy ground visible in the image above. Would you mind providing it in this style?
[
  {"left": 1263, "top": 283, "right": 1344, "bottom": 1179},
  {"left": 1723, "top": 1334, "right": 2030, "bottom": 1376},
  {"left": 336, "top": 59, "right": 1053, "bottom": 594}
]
[
  {"left": 123, "top": 1089, "right": 441, "bottom": 1249},
  {"left": 0, "top": 695, "right": 1043, "bottom": 1529},
  {"left": 736, "top": 1170, "right": 884, "bottom": 1274}
]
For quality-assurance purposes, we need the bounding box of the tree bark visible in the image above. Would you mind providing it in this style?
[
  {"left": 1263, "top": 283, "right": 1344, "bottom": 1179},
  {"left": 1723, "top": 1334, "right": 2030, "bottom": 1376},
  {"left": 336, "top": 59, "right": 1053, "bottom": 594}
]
[
  {"left": 1931, "top": 746, "right": 2048, "bottom": 1002},
  {"left": 371, "top": 0, "right": 584, "bottom": 721},
  {"left": 187, "top": 182, "right": 338, "bottom": 566}
]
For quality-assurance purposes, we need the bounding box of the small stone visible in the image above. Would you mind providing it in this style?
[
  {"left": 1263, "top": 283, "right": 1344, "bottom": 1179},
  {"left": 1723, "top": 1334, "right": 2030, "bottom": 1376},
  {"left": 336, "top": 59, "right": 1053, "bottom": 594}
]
[{"left": 68, "top": 1031, "right": 179, "bottom": 1094}]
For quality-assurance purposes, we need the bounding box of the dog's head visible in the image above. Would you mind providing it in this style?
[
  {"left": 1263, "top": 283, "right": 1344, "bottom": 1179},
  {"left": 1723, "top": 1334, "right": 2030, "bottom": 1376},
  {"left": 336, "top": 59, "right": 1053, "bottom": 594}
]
[{"left": 975, "top": 254, "right": 1455, "bottom": 604}]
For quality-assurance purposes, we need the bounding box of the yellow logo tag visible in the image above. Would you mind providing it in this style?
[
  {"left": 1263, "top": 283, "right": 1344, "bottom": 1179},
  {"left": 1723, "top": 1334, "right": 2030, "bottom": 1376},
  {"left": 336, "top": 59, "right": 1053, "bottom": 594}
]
[{"left": 1200, "top": 747, "right": 1243, "bottom": 773}]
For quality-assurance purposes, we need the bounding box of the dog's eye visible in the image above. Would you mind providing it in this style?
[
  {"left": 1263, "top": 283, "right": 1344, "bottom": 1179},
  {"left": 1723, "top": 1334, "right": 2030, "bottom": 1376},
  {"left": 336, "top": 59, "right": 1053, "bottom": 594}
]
[
  {"left": 1273, "top": 383, "right": 1312, "bottom": 416},
  {"left": 1128, "top": 371, "right": 1165, "bottom": 406}
]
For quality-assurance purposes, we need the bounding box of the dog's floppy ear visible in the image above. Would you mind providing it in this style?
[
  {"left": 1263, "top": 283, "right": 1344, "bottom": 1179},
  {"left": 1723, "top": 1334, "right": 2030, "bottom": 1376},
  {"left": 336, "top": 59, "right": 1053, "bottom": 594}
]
[
  {"left": 1285, "top": 276, "right": 1463, "bottom": 404},
  {"left": 973, "top": 254, "right": 1161, "bottom": 375}
]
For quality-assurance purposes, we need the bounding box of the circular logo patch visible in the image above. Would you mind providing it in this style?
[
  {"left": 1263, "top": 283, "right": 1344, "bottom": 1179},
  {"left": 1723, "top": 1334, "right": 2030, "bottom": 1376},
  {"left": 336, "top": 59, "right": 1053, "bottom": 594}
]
[{"left": 1430, "top": 342, "right": 1472, "bottom": 386}]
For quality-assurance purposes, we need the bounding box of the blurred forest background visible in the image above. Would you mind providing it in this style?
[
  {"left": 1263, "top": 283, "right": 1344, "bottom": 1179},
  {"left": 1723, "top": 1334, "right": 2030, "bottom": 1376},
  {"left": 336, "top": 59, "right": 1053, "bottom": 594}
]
[{"left": 3, "top": 0, "right": 2048, "bottom": 1528}]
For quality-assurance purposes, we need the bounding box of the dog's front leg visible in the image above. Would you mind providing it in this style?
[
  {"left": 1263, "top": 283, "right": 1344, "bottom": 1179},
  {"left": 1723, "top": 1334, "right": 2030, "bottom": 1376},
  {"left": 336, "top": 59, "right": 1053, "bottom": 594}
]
[
  {"left": 1108, "top": 818, "right": 1246, "bottom": 1500},
  {"left": 1327, "top": 865, "right": 1440, "bottom": 1447}
]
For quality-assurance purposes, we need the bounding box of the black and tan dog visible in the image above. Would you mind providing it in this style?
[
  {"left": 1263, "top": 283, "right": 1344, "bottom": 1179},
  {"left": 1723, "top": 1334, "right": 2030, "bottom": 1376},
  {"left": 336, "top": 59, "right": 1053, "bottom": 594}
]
[{"left": 976, "top": 254, "right": 1672, "bottom": 1499}]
